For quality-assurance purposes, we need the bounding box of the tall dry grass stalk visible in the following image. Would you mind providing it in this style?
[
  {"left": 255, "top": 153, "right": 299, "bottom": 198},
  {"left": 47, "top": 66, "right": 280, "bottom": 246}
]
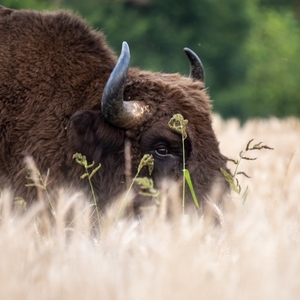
[{"left": 0, "top": 115, "right": 299, "bottom": 300}]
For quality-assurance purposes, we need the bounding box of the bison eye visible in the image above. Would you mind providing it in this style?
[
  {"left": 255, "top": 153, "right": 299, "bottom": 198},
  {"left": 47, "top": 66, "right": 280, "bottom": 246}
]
[{"left": 155, "top": 147, "right": 170, "bottom": 156}]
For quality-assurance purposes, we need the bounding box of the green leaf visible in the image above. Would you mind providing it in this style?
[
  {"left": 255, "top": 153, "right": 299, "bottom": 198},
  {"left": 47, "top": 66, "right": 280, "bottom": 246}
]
[
  {"left": 241, "top": 186, "right": 249, "bottom": 204},
  {"left": 220, "top": 168, "right": 241, "bottom": 194},
  {"left": 183, "top": 169, "right": 199, "bottom": 208}
]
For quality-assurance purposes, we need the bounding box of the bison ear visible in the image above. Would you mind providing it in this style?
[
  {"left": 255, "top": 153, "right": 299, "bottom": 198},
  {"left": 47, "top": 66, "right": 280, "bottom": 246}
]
[
  {"left": 69, "top": 110, "right": 100, "bottom": 162},
  {"left": 69, "top": 110, "right": 98, "bottom": 140},
  {"left": 69, "top": 110, "right": 125, "bottom": 164}
]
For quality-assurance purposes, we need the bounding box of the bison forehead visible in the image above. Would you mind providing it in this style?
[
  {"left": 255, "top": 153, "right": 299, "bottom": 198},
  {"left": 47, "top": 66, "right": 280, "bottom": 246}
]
[
  {"left": 125, "top": 70, "right": 209, "bottom": 106},
  {"left": 123, "top": 70, "right": 212, "bottom": 128}
]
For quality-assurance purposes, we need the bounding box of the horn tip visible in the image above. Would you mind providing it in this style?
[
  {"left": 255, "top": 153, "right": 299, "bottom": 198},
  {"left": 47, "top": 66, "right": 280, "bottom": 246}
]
[
  {"left": 122, "top": 41, "right": 130, "bottom": 53},
  {"left": 183, "top": 47, "right": 196, "bottom": 58},
  {"left": 183, "top": 47, "right": 205, "bottom": 83}
]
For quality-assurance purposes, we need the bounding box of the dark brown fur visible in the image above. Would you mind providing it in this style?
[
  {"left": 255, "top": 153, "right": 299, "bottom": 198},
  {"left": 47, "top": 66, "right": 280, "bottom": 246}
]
[{"left": 0, "top": 6, "right": 229, "bottom": 211}]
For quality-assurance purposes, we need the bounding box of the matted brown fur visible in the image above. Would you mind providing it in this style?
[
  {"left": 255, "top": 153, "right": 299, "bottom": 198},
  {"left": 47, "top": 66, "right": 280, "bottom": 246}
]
[{"left": 0, "top": 6, "right": 229, "bottom": 211}]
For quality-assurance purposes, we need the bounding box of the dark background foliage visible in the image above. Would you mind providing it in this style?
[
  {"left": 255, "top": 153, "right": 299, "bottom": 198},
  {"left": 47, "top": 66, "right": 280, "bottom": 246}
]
[{"left": 3, "top": 0, "right": 300, "bottom": 121}]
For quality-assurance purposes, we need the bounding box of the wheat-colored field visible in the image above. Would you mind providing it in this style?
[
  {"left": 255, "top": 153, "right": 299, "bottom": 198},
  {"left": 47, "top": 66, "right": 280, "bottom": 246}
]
[{"left": 0, "top": 115, "right": 300, "bottom": 300}]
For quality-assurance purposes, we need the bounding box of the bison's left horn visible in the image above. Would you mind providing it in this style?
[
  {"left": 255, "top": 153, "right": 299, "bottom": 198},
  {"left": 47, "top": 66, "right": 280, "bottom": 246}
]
[
  {"left": 184, "top": 47, "right": 205, "bottom": 83},
  {"left": 102, "top": 41, "right": 148, "bottom": 129}
]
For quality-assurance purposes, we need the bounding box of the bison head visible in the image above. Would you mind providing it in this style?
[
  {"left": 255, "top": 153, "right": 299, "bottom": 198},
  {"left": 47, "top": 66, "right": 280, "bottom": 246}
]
[{"left": 70, "top": 42, "right": 229, "bottom": 212}]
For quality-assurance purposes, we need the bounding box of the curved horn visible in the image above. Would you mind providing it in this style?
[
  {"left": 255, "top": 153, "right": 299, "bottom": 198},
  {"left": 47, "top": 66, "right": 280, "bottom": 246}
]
[
  {"left": 183, "top": 47, "right": 205, "bottom": 83},
  {"left": 101, "top": 41, "right": 148, "bottom": 129}
]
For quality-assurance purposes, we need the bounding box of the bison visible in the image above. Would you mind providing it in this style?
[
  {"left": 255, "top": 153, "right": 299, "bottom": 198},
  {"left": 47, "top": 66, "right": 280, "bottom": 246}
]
[{"left": 0, "top": 6, "right": 229, "bottom": 213}]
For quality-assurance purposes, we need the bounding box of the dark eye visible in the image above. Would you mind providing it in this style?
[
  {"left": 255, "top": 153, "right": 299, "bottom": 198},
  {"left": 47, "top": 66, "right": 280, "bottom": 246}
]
[{"left": 155, "top": 147, "right": 170, "bottom": 156}]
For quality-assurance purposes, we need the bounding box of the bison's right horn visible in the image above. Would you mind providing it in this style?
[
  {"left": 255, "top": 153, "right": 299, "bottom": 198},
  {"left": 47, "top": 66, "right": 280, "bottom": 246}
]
[
  {"left": 184, "top": 47, "right": 205, "bottom": 83},
  {"left": 101, "top": 41, "right": 148, "bottom": 129}
]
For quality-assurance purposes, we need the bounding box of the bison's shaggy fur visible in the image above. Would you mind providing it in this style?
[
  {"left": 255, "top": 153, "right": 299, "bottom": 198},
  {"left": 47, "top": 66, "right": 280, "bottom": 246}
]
[{"left": 0, "top": 6, "right": 229, "bottom": 211}]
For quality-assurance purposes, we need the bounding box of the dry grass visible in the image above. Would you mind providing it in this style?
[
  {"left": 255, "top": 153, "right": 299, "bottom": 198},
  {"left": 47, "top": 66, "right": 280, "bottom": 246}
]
[{"left": 1, "top": 115, "right": 300, "bottom": 300}]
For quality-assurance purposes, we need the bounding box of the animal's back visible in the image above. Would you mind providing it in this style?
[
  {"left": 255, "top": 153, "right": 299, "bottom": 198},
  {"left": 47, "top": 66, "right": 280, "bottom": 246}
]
[{"left": 0, "top": 6, "right": 116, "bottom": 198}]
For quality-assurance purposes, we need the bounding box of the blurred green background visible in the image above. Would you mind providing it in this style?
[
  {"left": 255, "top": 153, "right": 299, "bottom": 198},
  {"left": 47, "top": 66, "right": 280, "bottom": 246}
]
[{"left": 3, "top": 0, "right": 300, "bottom": 121}]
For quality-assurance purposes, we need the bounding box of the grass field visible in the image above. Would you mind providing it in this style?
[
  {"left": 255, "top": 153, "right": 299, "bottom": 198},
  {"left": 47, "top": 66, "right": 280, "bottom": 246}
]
[{"left": 0, "top": 115, "right": 300, "bottom": 300}]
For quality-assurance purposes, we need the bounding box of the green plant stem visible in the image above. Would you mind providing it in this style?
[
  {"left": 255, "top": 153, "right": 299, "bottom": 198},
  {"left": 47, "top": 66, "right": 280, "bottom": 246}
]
[
  {"left": 168, "top": 114, "right": 200, "bottom": 213},
  {"left": 233, "top": 149, "right": 248, "bottom": 177},
  {"left": 26, "top": 170, "right": 55, "bottom": 215},
  {"left": 44, "top": 185, "right": 55, "bottom": 215},
  {"left": 233, "top": 158, "right": 242, "bottom": 177},
  {"left": 85, "top": 166, "right": 100, "bottom": 226},
  {"left": 115, "top": 173, "right": 139, "bottom": 223},
  {"left": 114, "top": 154, "right": 154, "bottom": 223},
  {"left": 182, "top": 134, "right": 186, "bottom": 215}
]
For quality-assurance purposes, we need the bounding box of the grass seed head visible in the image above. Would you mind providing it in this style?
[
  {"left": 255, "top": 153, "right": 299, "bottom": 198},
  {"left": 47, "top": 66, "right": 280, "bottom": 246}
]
[
  {"left": 137, "top": 154, "right": 154, "bottom": 175},
  {"left": 168, "top": 113, "right": 188, "bottom": 140}
]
